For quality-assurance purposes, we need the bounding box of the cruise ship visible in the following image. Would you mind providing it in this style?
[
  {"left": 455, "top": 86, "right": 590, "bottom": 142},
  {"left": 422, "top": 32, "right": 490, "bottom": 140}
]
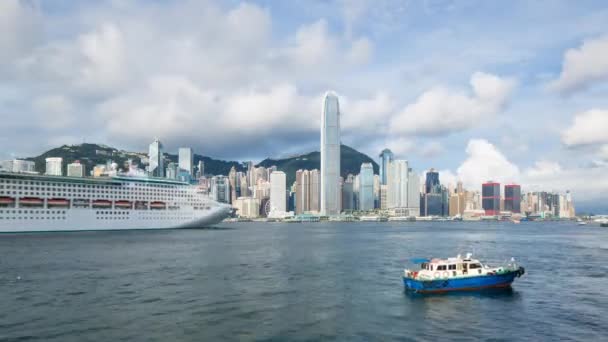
[{"left": 0, "top": 171, "right": 232, "bottom": 232}]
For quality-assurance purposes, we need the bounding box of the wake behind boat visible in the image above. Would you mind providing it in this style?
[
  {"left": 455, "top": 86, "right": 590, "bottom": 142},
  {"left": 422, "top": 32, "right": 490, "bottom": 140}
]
[{"left": 403, "top": 253, "right": 525, "bottom": 294}]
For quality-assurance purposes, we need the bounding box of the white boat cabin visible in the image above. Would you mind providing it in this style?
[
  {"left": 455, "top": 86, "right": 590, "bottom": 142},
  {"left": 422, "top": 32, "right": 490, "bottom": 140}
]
[{"left": 404, "top": 253, "right": 511, "bottom": 280}]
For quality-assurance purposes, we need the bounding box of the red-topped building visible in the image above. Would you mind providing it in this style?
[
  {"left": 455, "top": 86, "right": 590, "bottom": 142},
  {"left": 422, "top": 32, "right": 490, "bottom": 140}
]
[
  {"left": 482, "top": 182, "right": 500, "bottom": 215},
  {"left": 504, "top": 184, "right": 521, "bottom": 213}
]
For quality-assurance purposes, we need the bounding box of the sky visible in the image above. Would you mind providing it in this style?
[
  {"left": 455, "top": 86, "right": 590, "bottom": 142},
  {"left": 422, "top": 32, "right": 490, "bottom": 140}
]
[{"left": 1, "top": 0, "right": 608, "bottom": 208}]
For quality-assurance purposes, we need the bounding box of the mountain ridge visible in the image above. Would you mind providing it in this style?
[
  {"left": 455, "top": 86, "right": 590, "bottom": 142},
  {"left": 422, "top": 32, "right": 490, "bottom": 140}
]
[{"left": 22, "top": 143, "right": 379, "bottom": 185}]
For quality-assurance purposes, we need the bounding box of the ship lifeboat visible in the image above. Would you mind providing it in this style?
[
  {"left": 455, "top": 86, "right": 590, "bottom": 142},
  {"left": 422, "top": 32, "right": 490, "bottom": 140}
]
[
  {"left": 134, "top": 201, "right": 148, "bottom": 210},
  {"left": 47, "top": 198, "right": 70, "bottom": 207},
  {"left": 92, "top": 199, "right": 112, "bottom": 208},
  {"left": 115, "top": 200, "right": 132, "bottom": 209},
  {"left": 73, "top": 199, "right": 90, "bottom": 207},
  {"left": 150, "top": 201, "right": 166, "bottom": 210},
  {"left": 19, "top": 197, "right": 44, "bottom": 207},
  {"left": 0, "top": 196, "right": 15, "bottom": 205}
]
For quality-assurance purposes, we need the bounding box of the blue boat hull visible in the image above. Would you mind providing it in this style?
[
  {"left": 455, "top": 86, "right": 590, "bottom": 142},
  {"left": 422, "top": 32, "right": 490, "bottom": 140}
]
[{"left": 403, "top": 268, "right": 524, "bottom": 294}]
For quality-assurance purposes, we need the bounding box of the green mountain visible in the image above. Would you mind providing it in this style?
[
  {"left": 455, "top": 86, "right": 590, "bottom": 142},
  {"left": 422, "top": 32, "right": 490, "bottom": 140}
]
[
  {"left": 258, "top": 145, "right": 379, "bottom": 185},
  {"left": 24, "top": 143, "right": 246, "bottom": 176},
  {"left": 24, "top": 143, "right": 377, "bottom": 183}
]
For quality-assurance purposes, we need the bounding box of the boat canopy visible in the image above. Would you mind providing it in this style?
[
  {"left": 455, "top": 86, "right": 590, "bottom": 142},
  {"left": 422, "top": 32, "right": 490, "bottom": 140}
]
[{"left": 410, "top": 258, "right": 430, "bottom": 264}]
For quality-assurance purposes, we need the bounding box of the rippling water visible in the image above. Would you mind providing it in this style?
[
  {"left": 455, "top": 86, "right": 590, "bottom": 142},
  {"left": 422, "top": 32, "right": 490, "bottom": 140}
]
[{"left": 1, "top": 221, "right": 607, "bottom": 341}]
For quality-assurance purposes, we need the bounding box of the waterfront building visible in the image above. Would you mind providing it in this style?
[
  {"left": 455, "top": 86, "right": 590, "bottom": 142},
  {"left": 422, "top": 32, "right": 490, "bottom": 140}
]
[
  {"left": 211, "top": 175, "right": 230, "bottom": 203},
  {"left": 380, "top": 184, "right": 388, "bottom": 209},
  {"left": 465, "top": 190, "right": 482, "bottom": 211},
  {"left": 269, "top": 171, "right": 287, "bottom": 217},
  {"left": 320, "top": 91, "right": 341, "bottom": 216},
  {"left": 359, "top": 163, "right": 374, "bottom": 211},
  {"left": 67, "top": 161, "right": 85, "bottom": 178},
  {"left": 504, "top": 184, "right": 521, "bottom": 213},
  {"left": 425, "top": 169, "right": 439, "bottom": 194},
  {"left": 254, "top": 179, "right": 271, "bottom": 201},
  {"left": 148, "top": 139, "right": 164, "bottom": 178},
  {"left": 309, "top": 169, "right": 320, "bottom": 212},
  {"left": 379, "top": 148, "right": 394, "bottom": 185},
  {"left": 233, "top": 197, "right": 260, "bottom": 218},
  {"left": 342, "top": 175, "right": 354, "bottom": 211},
  {"left": 45, "top": 157, "right": 63, "bottom": 176},
  {"left": 353, "top": 174, "right": 360, "bottom": 210},
  {"left": 482, "top": 182, "right": 501, "bottom": 215},
  {"left": 1, "top": 159, "right": 36, "bottom": 173},
  {"left": 386, "top": 160, "right": 420, "bottom": 216},
  {"left": 295, "top": 169, "right": 321, "bottom": 214},
  {"left": 178, "top": 147, "right": 193, "bottom": 176},
  {"left": 373, "top": 174, "right": 380, "bottom": 208},
  {"left": 229, "top": 166, "right": 237, "bottom": 204},
  {"left": 421, "top": 169, "right": 448, "bottom": 216},
  {"left": 295, "top": 170, "right": 308, "bottom": 214},
  {"left": 448, "top": 189, "right": 466, "bottom": 217}
]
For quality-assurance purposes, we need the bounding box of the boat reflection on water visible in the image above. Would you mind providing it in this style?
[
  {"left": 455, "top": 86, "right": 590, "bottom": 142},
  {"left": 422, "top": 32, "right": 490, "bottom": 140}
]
[{"left": 403, "top": 286, "right": 518, "bottom": 299}]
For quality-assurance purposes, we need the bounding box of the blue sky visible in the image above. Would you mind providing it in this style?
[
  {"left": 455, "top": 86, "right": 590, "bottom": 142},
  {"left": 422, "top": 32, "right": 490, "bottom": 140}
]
[{"left": 1, "top": 0, "right": 608, "bottom": 207}]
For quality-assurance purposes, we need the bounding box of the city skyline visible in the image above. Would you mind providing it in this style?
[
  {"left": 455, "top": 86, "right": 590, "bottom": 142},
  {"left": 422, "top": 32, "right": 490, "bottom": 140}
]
[{"left": 1, "top": 0, "right": 607, "bottom": 206}]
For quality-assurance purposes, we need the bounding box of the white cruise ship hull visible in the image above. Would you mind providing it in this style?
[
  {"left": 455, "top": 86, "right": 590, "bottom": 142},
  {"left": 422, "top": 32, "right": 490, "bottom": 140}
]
[
  {"left": 0, "top": 172, "right": 232, "bottom": 233},
  {"left": 0, "top": 206, "right": 230, "bottom": 233}
]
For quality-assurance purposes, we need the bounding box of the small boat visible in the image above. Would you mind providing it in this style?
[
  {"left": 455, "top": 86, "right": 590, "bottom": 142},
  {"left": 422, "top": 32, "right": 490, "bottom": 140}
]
[{"left": 403, "top": 253, "right": 525, "bottom": 294}]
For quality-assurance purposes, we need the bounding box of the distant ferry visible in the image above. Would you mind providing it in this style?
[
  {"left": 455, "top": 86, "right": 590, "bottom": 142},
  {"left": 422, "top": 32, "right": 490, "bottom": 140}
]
[
  {"left": 0, "top": 171, "right": 231, "bottom": 233},
  {"left": 403, "top": 253, "right": 525, "bottom": 294}
]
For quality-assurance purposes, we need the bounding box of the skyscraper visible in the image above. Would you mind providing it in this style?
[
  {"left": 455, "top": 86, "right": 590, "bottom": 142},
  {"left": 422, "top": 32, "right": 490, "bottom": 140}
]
[
  {"left": 178, "top": 147, "right": 193, "bottom": 176},
  {"left": 197, "top": 160, "right": 204, "bottom": 179},
  {"left": 228, "top": 166, "right": 237, "bottom": 204},
  {"left": 149, "top": 139, "right": 164, "bottom": 177},
  {"left": 425, "top": 168, "right": 439, "bottom": 194},
  {"left": 359, "top": 163, "right": 374, "bottom": 211},
  {"left": 386, "top": 160, "right": 420, "bottom": 216},
  {"left": 482, "top": 182, "right": 501, "bottom": 215},
  {"left": 295, "top": 169, "right": 321, "bottom": 214},
  {"left": 504, "top": 184, "right": 521, "bottom": 213},
  {"left": 422, "top": 169, "right": 448, "bottom": 216},
  {"left": 269, "top": 171, "right": 287, "bottom": 216},
  {"left": 320, "top": 91, "right": 341, "bottom": 216},
  {"left": 379, "top": 148, "right": 393, "bottom": 185},
  {"left": 342, "top": 174, "right": 354, "bottom": 211},
  {"left": 45, "top": 157, "right": 63, "bottom": 176}
]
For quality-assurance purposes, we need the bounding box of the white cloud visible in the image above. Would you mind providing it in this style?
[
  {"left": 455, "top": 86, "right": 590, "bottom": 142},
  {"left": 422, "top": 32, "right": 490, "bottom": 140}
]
[
  {"left": 341, "top": 91, "right": 394, "bottom": 133},
  {"left": 290, "top": 19, "right": 372, "bottom": 68},
  {"left": 524, "top": 160, "right": 562, "bottom": 177},
  {"left": 0, "top": 0, "right": 41, "bottom": 63},
  {"left": 390, "top": 72, "right": 516, "bottom": 135},
  {"left": 347, "top": 37, "right": 373, "bottom": 64},
  {"left": 384, "top": 137, "right": 416, "bottom": 158},
  {"left": 599, "top": 145, "right": 608, "bottom": 160},
  {"left": 522, "top": 162, "right": 608, "bottom": 200},
  {"left": 291, "top": 19, "right": 336, "bottom": 67},
  {"left": 450, "top": 140, "right": 608, "bottom": 201},
  {"left": 456, "top": 139, "right": 520, "bottom": 189},
  {"left": 77, "top": 23, "right": 127, "bottom": 92},
  {"left": 549, "top": 34, "right": 608, "bottom": 93},
  {"left": 32, "top": 95, "right": 74, "bottom": 129},
  {"left": 420, "top": 141, "right": 445, "bottom": 158},
  {"left": 561, "top": 109, "right": 608, "bottom": 146}
]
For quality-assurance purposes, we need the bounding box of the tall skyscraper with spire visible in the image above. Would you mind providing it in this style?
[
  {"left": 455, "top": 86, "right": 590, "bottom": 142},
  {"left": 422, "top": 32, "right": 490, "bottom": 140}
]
[{"left": 320, "top": 91, "right": 341, "bottom": 216}]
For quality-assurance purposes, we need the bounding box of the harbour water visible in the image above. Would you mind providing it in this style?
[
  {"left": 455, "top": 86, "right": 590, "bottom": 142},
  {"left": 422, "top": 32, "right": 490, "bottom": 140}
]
[{"left": 1, "top": 221, "right": 607, "bottom": 341}]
